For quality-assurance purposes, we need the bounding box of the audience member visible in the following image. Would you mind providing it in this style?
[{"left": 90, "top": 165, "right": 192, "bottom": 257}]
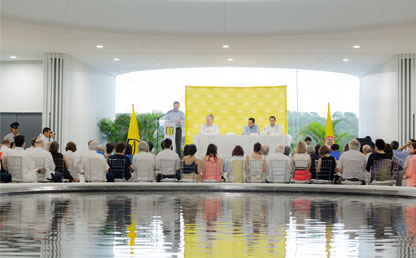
[
  {"left": 366, "top": 139, "right": 391, "bottom": 173},
  {"left": 183, "top": 144, "right": 190, "bottom": 157},
  {"left": 0, "top": 140, "right": 12, "bottom": 182},
  {"left": 316, "top": 145, "right": 336, "bottom": 182},
  {"left": 181, "top": 144, "right": 202, "bottom": 182},
  {"left": 107, "top": 142, "right": 132, "bottom": 181},
  {"left": 260, "top": 145, "right": 270, "bottom": 156},
  {"left": 267, "top": 144, "right": 292, "bottom": 182},
  {"left": 308, "top": 145, "right": 319, "bottom": 179},
  {"left": 404, "top": 142, "right": 416, "bottom": 171},
  {"left": 65, "top": 141, "right": 81, "bottom": 182},
  {"left": 315, "top": 144, "right": 321, "bottom": 155},
  {"left": 391, "top": 140, "right": 407, "bottom": 169},
  {"left": 203, "top": 144, "right": 223, "bottom": 182},
  {"left": 97, "top": 144, "right": 106, "bottom": 158},
  {"left": 80, "top": 140, "right": 109, "bottom": 182},
  {"left": 363, "top": 145, "right": 372, "bottom": 163},
  {"left": 337, "top": 139, "right": 366, "bottom": 184},
  {"left": 330, "top": 144, "right": 342, "bottom": 160},
  {"left": 403, "top": 154, "right": 416, "bottom": 187},
  {"left": 292, "top": 141, "right": 311, "bottom": 181},
  {"left": 49, "top": 141, "right": 72, "bottom": 182},
  {"left": 155, "top": 138, "right": 180, "bottom": 182},
  {"left": 147, "top": 142, "right": 154, "bottom": 153},
  {"left": 30, "top": 137, "right": 59, "bottom": 182},
  {"left": 132, "top": 141, "right": 155, "bottom": 181},
  {"left": 226, "top": 145, "right": 245, "bottom": 182},
  {"left": 343, "top": 143, "right": 349, "bottom": 152},
  {"left": 25, "top": 137, "right": 37, "bottom": 154},
  {"left": 105, "top": 142, "right": 115, "bottom": 160},
  {"left": 284, "top": 146, "right": 291, "bottom": 157},
  {"left": 125, "top": 143, "right": 133, "bottom": 161},
  {"left": 245, "top": 142, "right": 267, "bottom": 182}
]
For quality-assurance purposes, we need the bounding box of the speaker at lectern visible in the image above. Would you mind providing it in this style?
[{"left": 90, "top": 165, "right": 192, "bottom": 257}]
[{"left": 163, "top": 121, "right": 176, "bottom": 152}]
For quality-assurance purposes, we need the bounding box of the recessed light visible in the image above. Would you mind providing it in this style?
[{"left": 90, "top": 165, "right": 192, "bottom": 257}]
[
  {"left": 113, "top": 58, "right": 120, "bottom": 61},
  {"left": 227, "top": 58, "right": 234, "bottom": 61},
  {"left": 342, "top": 58, "right": 350, "bottom": 62},
  {"left": 222, "top": 45, "right": 230, "bottom": 48},
  {"left": 353, "top": 45, "right": 360, "bottom": 49},
  {"left": 10, "top": 56, "right": 17, "bottom": 59},
  {"left": 324, "top": 46, "right": 330, "bottom": 49},
  {"left": 96, "top": 45, "right": 104, "bottom": 48}
]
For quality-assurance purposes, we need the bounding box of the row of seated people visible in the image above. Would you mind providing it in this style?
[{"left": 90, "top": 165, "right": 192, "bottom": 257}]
[{"left": 1, "top": 135, "right": 415, "bottom": 186}]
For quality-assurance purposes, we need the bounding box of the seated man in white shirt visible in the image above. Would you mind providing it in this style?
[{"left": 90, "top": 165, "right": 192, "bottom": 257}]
[
  {"left": 266, "top": 144, "right": 292, "bottom": 183},
  {"left": 337, "top": 139, "right": 366, "bottom": 184},
  {"left": 2, "top": 135, "right": 37, "bottom": 182},
  {"left": 29, "top": 137, "right": 61, "bottom": 182},
  {"left": 0, "top": 140, "right": 12, "bottom": 183},
  {"left": 132, "top": 141, "right": 155, "bottom": 181},
  {"left": 199, "top": 114, "right": 220, "bottom": 135},
  {"left": 262, "top": 115, "right": 283, "bottom": 136},
  {"left": 80, "top": 140, "right": 109, "bottom": 182},
  {"left": 155, "top": 138, "right": 180, "bottom": 182}
]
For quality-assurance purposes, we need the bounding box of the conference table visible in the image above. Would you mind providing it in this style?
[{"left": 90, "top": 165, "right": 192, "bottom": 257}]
[{"left": 193, "top": 134, "right": 291, "bottom": 158}]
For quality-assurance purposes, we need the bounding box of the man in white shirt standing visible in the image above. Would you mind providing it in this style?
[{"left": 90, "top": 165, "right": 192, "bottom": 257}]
[
  {"left": 262, "top": 116, "right": 283, "bottom": 136},
  {"left": 155, "top": 139, "right": 180, "bottom": 182},
  {"left": 38, "top": 127, "right": 52, "bottom": 151},
  {"left": 199, "top": 114, "right": 220, "bottom": 135},
  {"left": 3, "top": 135, "right": 37, "bottom": 182},
  {"left": 29, "top": 137, "right": 61, "bottom": 182}
]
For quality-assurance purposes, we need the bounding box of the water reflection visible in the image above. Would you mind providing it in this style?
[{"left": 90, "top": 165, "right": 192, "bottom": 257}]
[{"left": 0, "top": 192, "right": 415, "bottom": 257}]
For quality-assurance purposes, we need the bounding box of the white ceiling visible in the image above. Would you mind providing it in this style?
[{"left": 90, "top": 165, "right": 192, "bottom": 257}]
[{"left": 1, "top": 0, "right": 416, "bottom": 77}]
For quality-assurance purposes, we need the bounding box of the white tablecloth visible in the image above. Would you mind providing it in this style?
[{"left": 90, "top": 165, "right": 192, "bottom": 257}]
[{"left": 193, "top": 135, "right": 291, "bottom": 158}]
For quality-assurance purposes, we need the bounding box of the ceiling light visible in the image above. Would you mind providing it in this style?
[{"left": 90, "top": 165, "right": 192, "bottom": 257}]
[
  {"left": 324, "top": 46, "right": 330, "bottom": 49},
  {"left": 353, "top": 45, "right": 361, "bottom": 49},
  {"left": 222, "top": 45, "right": 230, "bottom": 48},
  {"left": 113, "top": 58, "right": 120, "bottom": 61},
  {"left": 10, "top": 56, "right": 17, "bottom": 59},
  {"left": 342, "top": 58, "right": 349, "bottom": 62},
  {"left": 227, "top": 58, "right": 233, "bottom": 61},
  {"left": 96, "top": 45, "right": 104, "bottom": 48}
]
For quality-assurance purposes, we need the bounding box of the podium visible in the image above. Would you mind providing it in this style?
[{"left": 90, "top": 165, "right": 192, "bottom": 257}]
[{"left": 163, "top": 122, "right": 176, "bottom": 152}]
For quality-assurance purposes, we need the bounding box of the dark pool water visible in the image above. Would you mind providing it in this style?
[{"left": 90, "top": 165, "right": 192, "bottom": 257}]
[{"left": 0, "top": 192, "right": 415, "bottom": 257}]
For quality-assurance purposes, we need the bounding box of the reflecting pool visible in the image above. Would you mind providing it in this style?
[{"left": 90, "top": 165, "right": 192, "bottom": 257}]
[{"left": 0, "top": 192, "right": 415, "bottom": 257}]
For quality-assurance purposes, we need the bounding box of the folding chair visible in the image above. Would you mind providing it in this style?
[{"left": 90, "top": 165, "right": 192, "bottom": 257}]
[
  {"left": 53, "top": 157, "right": 70, "bottom": 182},
  {"left": 6, "top": 156, "right": 23, "bottom": 182},
  {"left": 33, "top": 156, "right": 48, "bottom": 182},
  {"left": 291, "top": 159, "right": 310, "bottom": 184},
  {"left": 314, "top": 159, "right": 334, "bottom": 184},
  {"left": 269, "top": 159, "right": 290, "bottom": 183},
  {"left": 66, "top": 157, "right": 79, "bottom": 181},
  {"left": 108, "top": 158, "right": 126, "bottom": 182},
  {"left": 247, "top": 159, "right": 265, "bottom": 183},
  {"left": 180, "top": 160, "right": 197, "bottom": 182},
  {"left": 85, "top": 157, "right": 106, "bottom": 182},
  {"left": 134, "top": 159, "right": 154, "bottom": 182},
  {"left": 226, "top": 159, "right": 244, "bottom": 183},
  {"left": 158, "top": 159, "right": 179, "bottom": 182},
  {"left": 370, "top": 159, "right": 394, "bottom": 186},
  {"left": 202, "top": 159, "right": 221, "bottom": 182},
  {"left": 340, "top": 159, "right": 364, "bottom": 185}
]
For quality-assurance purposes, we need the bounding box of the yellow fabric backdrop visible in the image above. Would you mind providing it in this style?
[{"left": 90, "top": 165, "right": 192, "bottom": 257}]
[{"left": 185, "top": 86, "right": 287, "bottom": 145}]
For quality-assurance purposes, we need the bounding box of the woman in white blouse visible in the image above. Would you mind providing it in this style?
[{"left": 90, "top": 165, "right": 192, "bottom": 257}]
[{"left": 199, "top": 114, "right": 220, "bottom": 135}]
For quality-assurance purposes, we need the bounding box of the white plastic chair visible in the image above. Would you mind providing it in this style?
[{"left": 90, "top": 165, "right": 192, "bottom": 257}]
[
  {"left": 85, "top": 157, "right": 106, "bottom": 182},
  {"left": 269, "top": 159, "right": 289, "bottom": 183},
  {"left": 6, "top": 156, "right": 23, "bottom": 182},
  {"left": 158, "top": 159, "right": 178, "bottom": 182},
  {"left": 247, "top": 159, "right": 265, "bottom": 183},
  {"left": 226, "top": 159, "right": 244, "bottom": 183},
  {"left": 32, "top": 156, "right": 48, "bottom": 182},
  {"left": 134, "top": 159, "right": 154, "bottom": 182}
]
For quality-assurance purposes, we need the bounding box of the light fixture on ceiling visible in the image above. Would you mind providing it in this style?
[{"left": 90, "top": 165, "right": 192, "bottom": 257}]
[
  {"left": 96, "top": 45, "right": 104, "bottom": 48},
  {"left": 227, "top": 58, "right": 234, "bottom": 61},
  {"left": 113, "top": 58, "right": 120, "bottom": 61},
  {"left": 222, "top": 45, "right": 230, "bottom": 48},
  {"left": 353, "top": 45, "right": 361, "bottom": 49},
  {"left": 342, "top": 58, "right": 350, "bottom": 62},
  {"left": 324, "top": 46, "right": 330, "bottom": 49},
  {"left": 10, "top": 56, "right": 17, "bottom": 59}
]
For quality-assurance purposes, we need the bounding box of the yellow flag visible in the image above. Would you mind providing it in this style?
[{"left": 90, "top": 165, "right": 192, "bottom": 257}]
[
  {"left": 127, "top": 105, "right": 140, "bottom": 154},
  {"left": 325, "top": 103, "right": 335, "bottom": 146}
]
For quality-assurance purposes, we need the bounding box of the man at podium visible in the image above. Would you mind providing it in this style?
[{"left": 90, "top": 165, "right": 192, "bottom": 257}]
[
  {"left": 199, "top": 114, "right": 220, "bottom": 135},
  {"left": 165, "top": 101, "right": 185, "bottom": 157}
]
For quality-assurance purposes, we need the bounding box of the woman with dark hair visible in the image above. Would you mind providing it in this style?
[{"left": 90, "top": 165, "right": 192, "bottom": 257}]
[
  {"left": 65, "top": 141, "right": 80, "bottom": 182},
  {"left": 183, "top": 144, "right": 190, "bottom": 158},
  {"left": 316, "top": 145, "right": 337, "bottom": 182},
  {"left": 245, "top": 142, "right": 267, "bottom": 183},
  {"left": 182, "top": 144, "right": 202, "bottom": 182},
  {"left": 50, "top": 141, "right": 73, "bottom": 182},
  {"left": 203, "top": 144, "right": 222, "bottom": 182},
  {"left": 105, "top": 142, "right": 115, "bottom": 160},
  {"left": 227, "top": 145, "right": 245, "bottom": 182},
  {"left": 125, "top": 143, "right": 133, "bottom": 161}
]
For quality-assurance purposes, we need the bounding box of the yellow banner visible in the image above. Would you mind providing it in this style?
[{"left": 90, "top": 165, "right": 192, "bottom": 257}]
[{"left": 185, "top": 86, "right": 287, "bottom": 145}]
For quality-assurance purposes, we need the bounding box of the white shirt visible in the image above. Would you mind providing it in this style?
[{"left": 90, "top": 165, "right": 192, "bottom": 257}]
[
  {"left": 262, "top": 124, "right": 283, "bottom": 136},
  {"left": 132, "top": 152, "right": 155, "bottom": 171},
  {"left": 155, "top": 149, "right": 180, "bottom": 170},
  {"left": 199, "top": 123, "right": 220, "bottom": 135},
  {"left": 29, "top": 147, "right": 56, "bottom": 180},
  {"left": 267, "top": 152, "right": 292, "bottom": 173},
  {"left": 1, "top": 145, "right": 11, "bottom": 156},
  {"left": 80, "top": 150, "right": 109, "bottom": 181},
  {"left": 3, "top": 147, "right": 37, "bottom": 182},
  {"left": 38, "top": 134, "right": 50, "bottom": 150},
  {"left": 65, "top": 150, "right": 81, "bottom": 178},
  {"left": 337, "top": 150, "right": 366, "bottom": 180}
]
